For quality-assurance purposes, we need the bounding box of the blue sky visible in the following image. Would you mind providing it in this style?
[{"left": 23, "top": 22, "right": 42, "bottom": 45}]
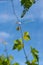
[{"left": 0, "top": 0, "right": 43, "bottom": 65}]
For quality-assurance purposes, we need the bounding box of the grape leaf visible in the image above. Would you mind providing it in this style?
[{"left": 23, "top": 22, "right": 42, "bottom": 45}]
[
  {"left": 23, "top": 32, "right": 31, "bottom": 41},
  {"left": 20, "top": 0, "right": 36, "bottom": 18},
  {"left": 31, "top": 47, "right": 39, "bottom": 62},
  {"left": 13, "top": 39, "right": 24, "bottom": 51}
]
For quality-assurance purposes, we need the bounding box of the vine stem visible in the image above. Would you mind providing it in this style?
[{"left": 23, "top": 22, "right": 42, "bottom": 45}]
[
  {"left": 11, "top": 0, "right": 28, "bottom": 61},
  {"left": 20, "top": 26, "right": 28, "bottom": 61}
]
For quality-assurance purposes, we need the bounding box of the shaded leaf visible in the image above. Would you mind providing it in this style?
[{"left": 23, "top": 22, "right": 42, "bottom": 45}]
[
  {"left": 20, "top": 0, "right": 36, "bottom": 18},
  {"left": 25, "top": 61, "right": 31, "bottom": 65},
  {"left": 9, "top": 55, "right": 14, "bottom": 60},
  {"left": 16, "top": 26, "right": 21, "bottom": 31}
]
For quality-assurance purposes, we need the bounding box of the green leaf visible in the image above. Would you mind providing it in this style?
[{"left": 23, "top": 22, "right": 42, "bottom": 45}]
[
  {"left": 9, "top": 55, "right": 14, "bottom": 60},
  {"left": 25, "top": 60, "right": 38, "bottom": 65},
  {"left": 13, "top": 39, "right": 24, "bottom": 51},
  {"left": 23, "top": 32, "right": 31, "bottom": 41},
  {"left": 21, "top": 0, "right": 36, "bottom": 18},
  {"left": 31, "top": 62, "right": 38, "bottom": 65},
  {"left": 21, "top": 9, "right": 27, "bottom": 18},
  {"left": 13, "top": 63, "right": 19, "bottom": 65},
  {"left": 2, "top": 58, "right": 10, "bottom": 65},
  {"left": 32, "top": 59, "right": 37, "bottom": 63},
  {"left": 31, "top": 47, "right": 39, "bottom": 53},
  {"left": 31, "top": 47, "right": 39, "bottom": 62},
  {"left": 25, "top": 61, "right": 31, "bottom": 65}
]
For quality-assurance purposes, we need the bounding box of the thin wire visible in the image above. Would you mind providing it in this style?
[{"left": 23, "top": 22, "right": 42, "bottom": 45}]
[
  {"left": 11, "top": 0, "right": 20, "bottom": 22},
  {"left": 11, "top": 0, "right": 28, "bottom": 61}
]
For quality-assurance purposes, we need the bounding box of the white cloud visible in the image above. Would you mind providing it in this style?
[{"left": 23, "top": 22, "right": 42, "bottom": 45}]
[
  {"left": 0, "top": 32, "right": 10, "bottom": 38},
  {"left": 0, "top": 1, "right": 7, "bottom": 3},
  {"left": 0, "top": 14, "right": 16, "bottom": 23},
  {"left": 0, "top": 14, "right": 9, "bottom": 19}
]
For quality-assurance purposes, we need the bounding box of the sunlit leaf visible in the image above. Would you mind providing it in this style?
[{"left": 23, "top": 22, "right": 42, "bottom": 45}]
[
  {"left": 13, "top": 39, "right": 24, "bottom": 51},
  {"left": 31, "top": 47, "right": 39, "bottom": 53},
  {"left": 23, "top": 32, "right": 31, "bottom": 41},
  {"left": 32, "top": 59, "right": 37, "bottom": 63},
  {"left": 31, "top": 62, "right": 38, "bottom": 65},
  {"left": 31, "top": 47, "right": 39, "bottom": 62},
  {"left": 13, "top": 62, "right": 19, "bottom": 65}
]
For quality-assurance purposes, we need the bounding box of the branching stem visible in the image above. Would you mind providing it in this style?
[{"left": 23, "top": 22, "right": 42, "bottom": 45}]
[{"left": 11, "top": 0, "right": 28, "bottom": 61}]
